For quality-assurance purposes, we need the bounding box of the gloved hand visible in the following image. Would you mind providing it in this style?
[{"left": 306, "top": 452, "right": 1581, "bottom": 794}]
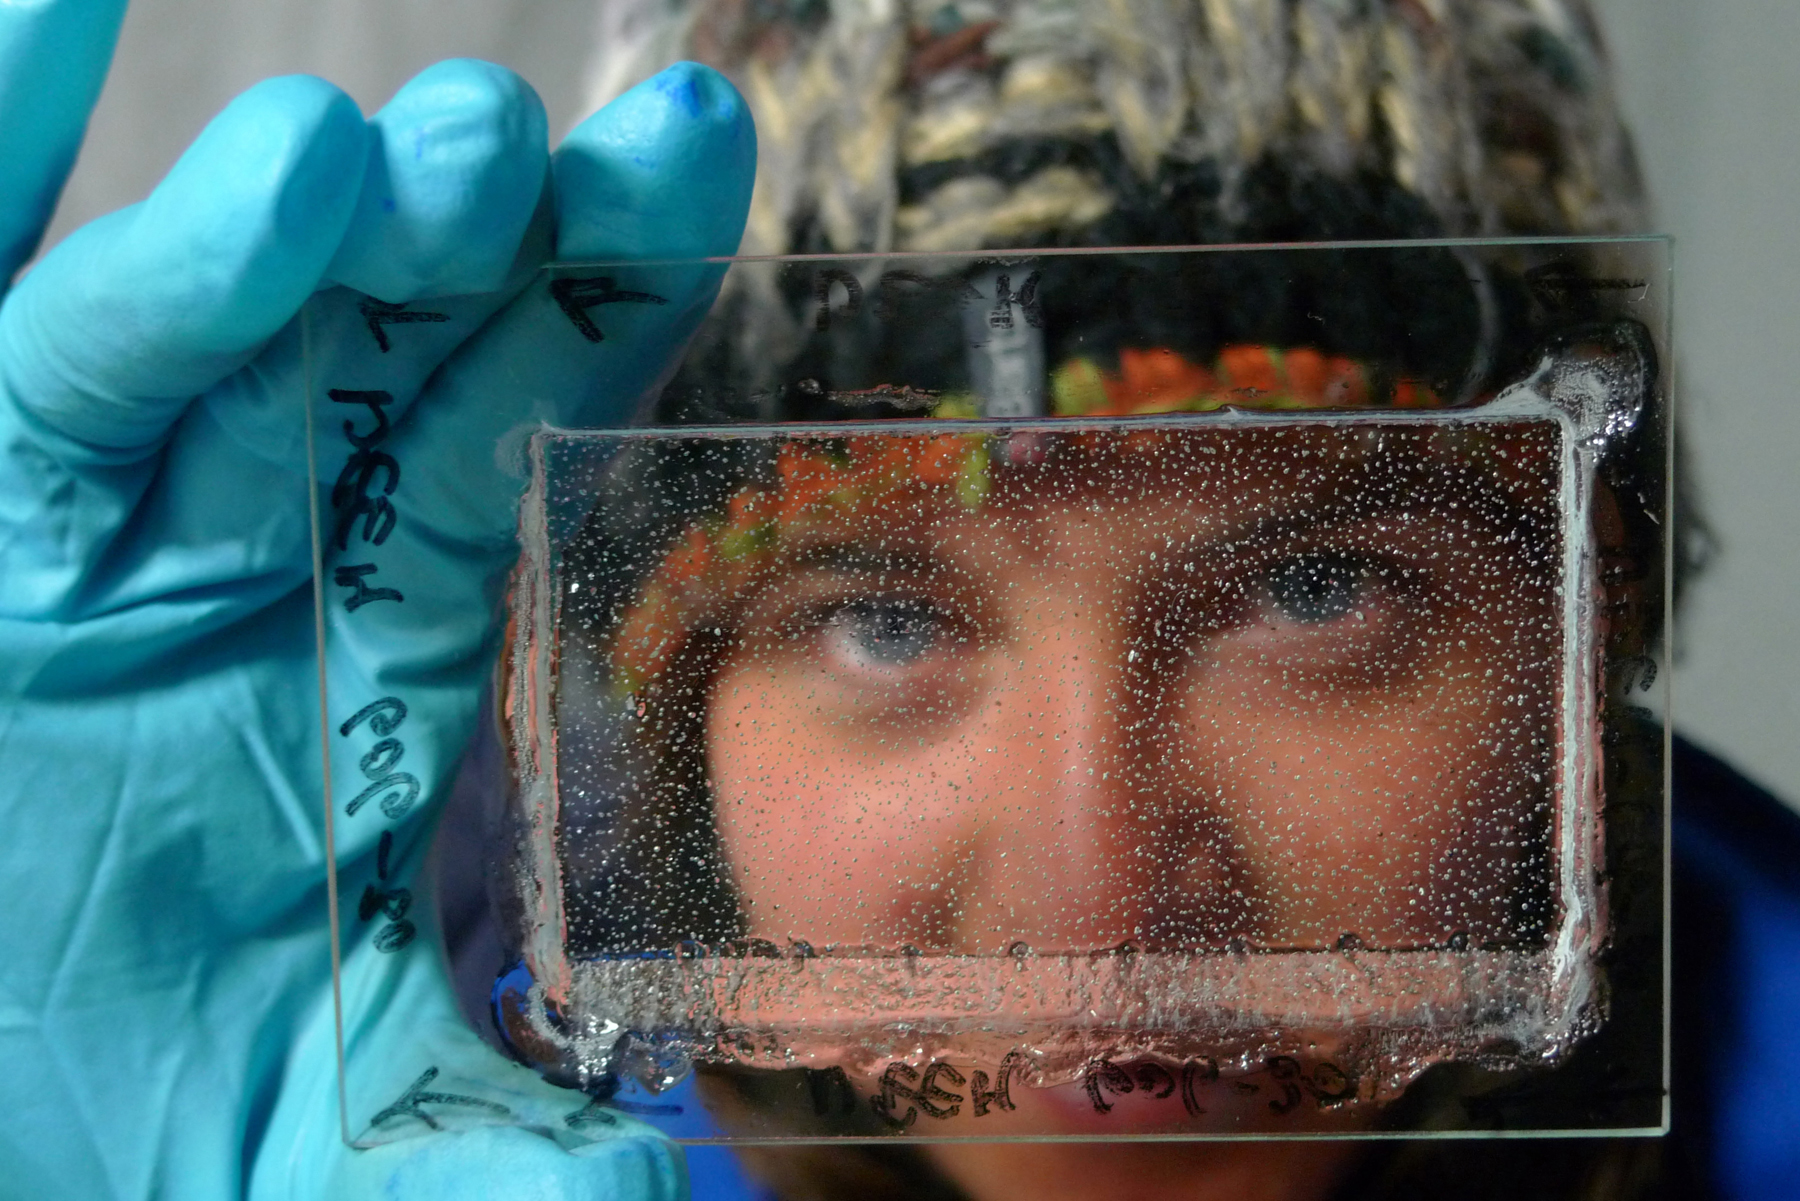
[{"left": 0, "top": 1, "right": 755, "bottom": 1196}]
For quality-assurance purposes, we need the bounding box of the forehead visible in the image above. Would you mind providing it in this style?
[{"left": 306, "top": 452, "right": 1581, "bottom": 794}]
[{"left": 774, "top": 421, "right": 1559, "bottom": 559}]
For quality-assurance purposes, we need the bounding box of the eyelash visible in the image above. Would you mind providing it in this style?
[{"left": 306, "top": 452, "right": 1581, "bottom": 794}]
[
  {"left": 797, "top": 595, "right": 962, "bottom": 669},
  {"left": 775, "top": 539, "right": 1425, "bottom": 677},
  {"left": 1255, "top": 550, "right": 1380, "bottom": 626},
  {"left": 1147, "top": 542, "right": 1424, "bottom": 659}
]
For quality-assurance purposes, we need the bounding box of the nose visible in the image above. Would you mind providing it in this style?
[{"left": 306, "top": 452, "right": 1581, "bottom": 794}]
[
  {"left": 930, "top": 591, "right": 1250, "bottom": 953},
  {"left": 987, "top": 617, "right": 1143, "bottom": 949}
]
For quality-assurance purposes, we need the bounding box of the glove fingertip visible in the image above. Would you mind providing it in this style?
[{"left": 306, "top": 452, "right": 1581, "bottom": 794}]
[
  {"left": 133, "top": 73, "right": 370, "bottom": 344},
  {"left": 329, "top": 58, "right": 551, "bottom": 303},
  {"left": 553, "top": 61, "right": 756, "bottom": 263}
]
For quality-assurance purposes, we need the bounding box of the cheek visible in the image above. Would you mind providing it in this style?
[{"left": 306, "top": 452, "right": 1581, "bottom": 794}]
[
  {"left": 705, "top": 662, "right": 1008, "bottom": 941},
  {"left": 1168, "top": 581, "right": 1556, "bottom": 944},
  {"left": 705, "top": 666, "right": 841, "bottom": 924}
]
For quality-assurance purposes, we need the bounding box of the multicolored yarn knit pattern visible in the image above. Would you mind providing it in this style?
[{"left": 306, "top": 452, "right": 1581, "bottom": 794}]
[{"left": 584, "top": 0, "right": 1646, "bottom": 255}]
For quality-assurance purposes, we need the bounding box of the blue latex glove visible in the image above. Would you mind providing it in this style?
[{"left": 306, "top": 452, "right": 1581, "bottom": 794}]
[{"left": 0, "top": 0, "right": 756, "bottom": 1195}]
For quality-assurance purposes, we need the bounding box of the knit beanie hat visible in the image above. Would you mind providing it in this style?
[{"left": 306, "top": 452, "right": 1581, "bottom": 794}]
[{"left": 585, "top": 0, "right": 1646, "bottom": 257}]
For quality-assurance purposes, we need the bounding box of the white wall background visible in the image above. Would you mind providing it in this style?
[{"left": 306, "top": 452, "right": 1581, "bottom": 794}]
[
  {"left": 1594, "top": 0, "right": 1800, "bottom": 806},
  {"left": 37, "top": 0, "right": 1800, "bottom": 807}
]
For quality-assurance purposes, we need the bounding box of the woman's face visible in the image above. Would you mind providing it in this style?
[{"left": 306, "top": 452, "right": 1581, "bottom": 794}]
[{"left": 703, "top": 425, "right": 1560, "bottom": 956}]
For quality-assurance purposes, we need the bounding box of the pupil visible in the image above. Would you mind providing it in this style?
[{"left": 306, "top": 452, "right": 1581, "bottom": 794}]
[
  {"left": 844, "top": 601, "right": 938, "bottom": 664},
  {"left": 1266, "top": 553, "right": 1364, "bottom": 623}
]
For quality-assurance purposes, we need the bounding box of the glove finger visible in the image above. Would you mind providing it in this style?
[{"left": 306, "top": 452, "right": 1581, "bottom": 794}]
[
  {"left": 0, "top": 0, "right": 129, "bottom": 285},
  {"left": 288, "top": 55, "right": 558, "bottom": 485},
  {"left": 396, "top": 57, "right": 756, "bottom": 544},
  {"left": 326, "top": 58, "right": 549, "bottom": 304},
  {"left": 44, "top": 193, "right": 548, "bottom": 644},
  {"left": 0, "top": 73, "right": 367, "bottom": 458},
  {"left": 373, "top": 58, "right": 757, "bottom": 549},
  {"left": 86, "top": 55, "right": 560, "bottom": 616},
  {"left": 315, "top": 63, "right": 753, "bottom": 817},
  {"left": 551, "top": 60, "right": 757, "bottom": 263},
  {"left": 1, "top": 58, "right": 563, "bottom": 644},
  {"left": 94, "top": 59, "right": 557, "bottom": 616}
]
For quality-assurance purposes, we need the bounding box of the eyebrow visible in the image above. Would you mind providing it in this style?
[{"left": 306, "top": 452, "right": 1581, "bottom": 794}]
[
  {"left": 786, "top": 544, "right": 953, "bottom": 580},
  {"left": 1186, "top": 454, "right": 1553, "bottom": 561},
  {"left": 769, "top": 449, "right": 1552, "bottom": 587}
]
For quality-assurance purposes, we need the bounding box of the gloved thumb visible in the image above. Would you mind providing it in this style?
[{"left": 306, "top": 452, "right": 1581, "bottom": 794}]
[{"left": 0, "top": 0, "right": 128, "bottom": 284}]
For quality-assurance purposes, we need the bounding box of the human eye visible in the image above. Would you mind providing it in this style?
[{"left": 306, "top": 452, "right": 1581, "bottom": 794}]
[
  {"left": 820, "top": 597, "right": 957, "bottom": 670},
  {"left": 1234, "top": 545, "right": 1416, "bottom": 666},
  {"left": 1259, "top": 551, "right": 1376, "bottom": 626},
  {"left": 1155, "top": 539, "right": 1425, "bottom": 689},
  {"left": 728, "top": 545, "right": 993, "bottom": 732}
]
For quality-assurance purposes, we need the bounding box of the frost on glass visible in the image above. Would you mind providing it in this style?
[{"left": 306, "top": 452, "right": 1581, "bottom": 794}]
[
  {"left": 313, "top": 241, "right": 1666, "bottom": 1142},
  {"left": 496, "top": 331, "right": 1656, "bottom": 1138}
]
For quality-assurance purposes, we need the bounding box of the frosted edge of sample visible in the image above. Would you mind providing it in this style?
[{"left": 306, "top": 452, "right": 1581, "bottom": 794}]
[{"left": 508, "top": 394, "right": 1606, "bottom": 1106}]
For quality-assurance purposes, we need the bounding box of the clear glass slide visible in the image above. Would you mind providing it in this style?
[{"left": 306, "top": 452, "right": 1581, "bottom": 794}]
[{"left": 309, "top": 239, "right": 1671, "bottom": 1143}]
